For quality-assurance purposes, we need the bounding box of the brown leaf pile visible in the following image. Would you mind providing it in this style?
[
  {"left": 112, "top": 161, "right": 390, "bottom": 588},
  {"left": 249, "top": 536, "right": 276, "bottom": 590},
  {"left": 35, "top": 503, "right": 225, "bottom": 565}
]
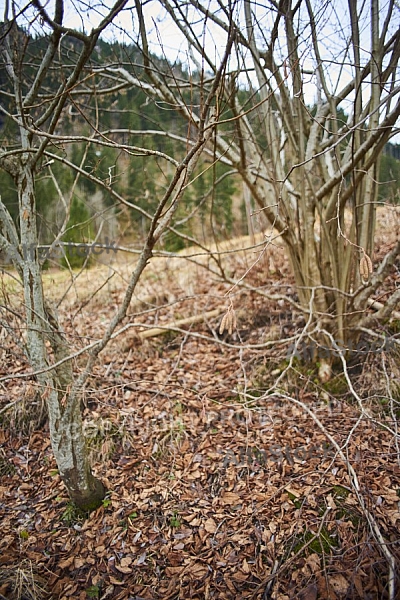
[{"left": 0, "top": 225, "right": 399, "bottom": 600}]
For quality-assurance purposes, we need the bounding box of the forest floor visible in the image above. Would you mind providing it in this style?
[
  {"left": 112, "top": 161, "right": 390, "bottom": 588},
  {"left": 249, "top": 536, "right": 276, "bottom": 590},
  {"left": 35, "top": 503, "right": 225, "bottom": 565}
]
[{"left": 0, "top": 207, "right": 399, "bottom": 600}]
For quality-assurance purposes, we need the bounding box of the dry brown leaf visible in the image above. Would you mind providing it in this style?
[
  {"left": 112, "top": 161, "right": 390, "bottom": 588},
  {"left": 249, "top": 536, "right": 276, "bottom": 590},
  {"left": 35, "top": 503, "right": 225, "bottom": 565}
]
[
  {"left": 173, "top": 542, "right": 184, "bottom": 550},
  {"left": 268, "top": 521, "right": 277, "bottom": 533},
  {"left": 326, "top": 493, "right": 337, "bottom": 510},
  {"left": 204, "top": 518, "right": 217, "bottom": 533},
  {"left": 74, "top": 557, "right": 85, "bottom": 569},
  {"left": 109, "top": 576, "right": 125, "bottom": 586},
  {"left": 232, "top": 571, "right": 248, "bottom": 581},
  {"left": 305, "top": 553, "right": 320, "bottom": 573},
  {"left": 284, "top": 486, "right": 301, "bottom": 497},
  {"left": 165, "top": 568, "right": 183, "bottom": 581},
  {"left": 225, "top": 578, "right": 237, "bottom": 593},
  {"left": 58, "top": 556, "right": 74, "bottom": 569},
  {"left": 329, "top": 573, "right": 349, "bottom": 594},
  {"left": 186, "top": 516, "right": 202, "bottom": 526},
  {"left": 353, "top": 574, "right": 364, "bottom": 597},
  {"left": 188, "top": 563, "right": 208, "bottom": 578},
  {"left": 219, "top": 492, "right": 241, "bottom": 505},
  {"left": 115, "top": 563, "right": 132, "bottom": 574},
  {"left": 299, "top": 583, "right": 318, "bottom": 600},
  {"left": 241, "top": 558, "right": 250, "bottom": 573}
]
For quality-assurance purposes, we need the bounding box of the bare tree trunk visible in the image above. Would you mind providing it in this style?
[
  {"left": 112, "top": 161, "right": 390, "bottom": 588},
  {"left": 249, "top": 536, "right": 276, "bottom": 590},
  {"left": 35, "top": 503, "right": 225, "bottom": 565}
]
[{"left": 17, "top": 154, "right": 105, "bottom": 510}]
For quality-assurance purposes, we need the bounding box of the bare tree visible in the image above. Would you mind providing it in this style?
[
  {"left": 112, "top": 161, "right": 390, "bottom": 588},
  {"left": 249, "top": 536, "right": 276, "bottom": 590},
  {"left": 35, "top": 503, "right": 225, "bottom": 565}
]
[
  {"left": 0, "top": 0, "right": 232, "bottom": 509},
  {"left": 0, "top": 3, "right": 398, "bottom": 595},
  {"left": 106, "top": 0, "right": 400, "bottom": 377}
]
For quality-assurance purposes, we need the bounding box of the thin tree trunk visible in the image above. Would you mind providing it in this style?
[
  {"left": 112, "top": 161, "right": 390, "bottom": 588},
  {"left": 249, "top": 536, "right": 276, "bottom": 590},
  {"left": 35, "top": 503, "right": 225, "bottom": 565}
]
[{"left": 17, "top": 157, "right": 105, "bottom": 510}]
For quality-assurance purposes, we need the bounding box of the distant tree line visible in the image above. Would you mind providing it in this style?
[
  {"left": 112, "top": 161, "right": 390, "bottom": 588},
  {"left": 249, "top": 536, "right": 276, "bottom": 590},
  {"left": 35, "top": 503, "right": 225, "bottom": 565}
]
[
  {"left": 383, "top": 142, "right": 400, "bottom": 160},
  {"left": 1, "top": 28, "right": 398, "bottom": 267}
]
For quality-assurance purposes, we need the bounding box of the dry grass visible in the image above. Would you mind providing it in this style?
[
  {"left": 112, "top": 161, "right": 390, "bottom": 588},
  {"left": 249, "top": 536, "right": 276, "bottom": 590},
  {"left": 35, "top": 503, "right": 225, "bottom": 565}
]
[
  {"left": 1, "top": 231, "right": 273, "bottom": 311},
  {"left": 0, "top": 560, "right": 50, "bottom": 600}
]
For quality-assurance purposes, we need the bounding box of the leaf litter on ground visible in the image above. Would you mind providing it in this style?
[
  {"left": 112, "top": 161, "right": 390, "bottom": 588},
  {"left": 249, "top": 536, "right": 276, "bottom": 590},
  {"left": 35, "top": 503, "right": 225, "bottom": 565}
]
[{"left": 1, "top": 213, "right": 400, "bottom": 599}]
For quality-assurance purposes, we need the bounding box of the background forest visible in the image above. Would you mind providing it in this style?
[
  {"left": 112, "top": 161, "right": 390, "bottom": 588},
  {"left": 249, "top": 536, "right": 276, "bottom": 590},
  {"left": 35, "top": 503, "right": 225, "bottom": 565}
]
[
  {"left": 1, "top": 32, "right": 399, "bottom": 267},
  {"left": 0, "top": 33, "right": 241, "bottom": 265}
]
